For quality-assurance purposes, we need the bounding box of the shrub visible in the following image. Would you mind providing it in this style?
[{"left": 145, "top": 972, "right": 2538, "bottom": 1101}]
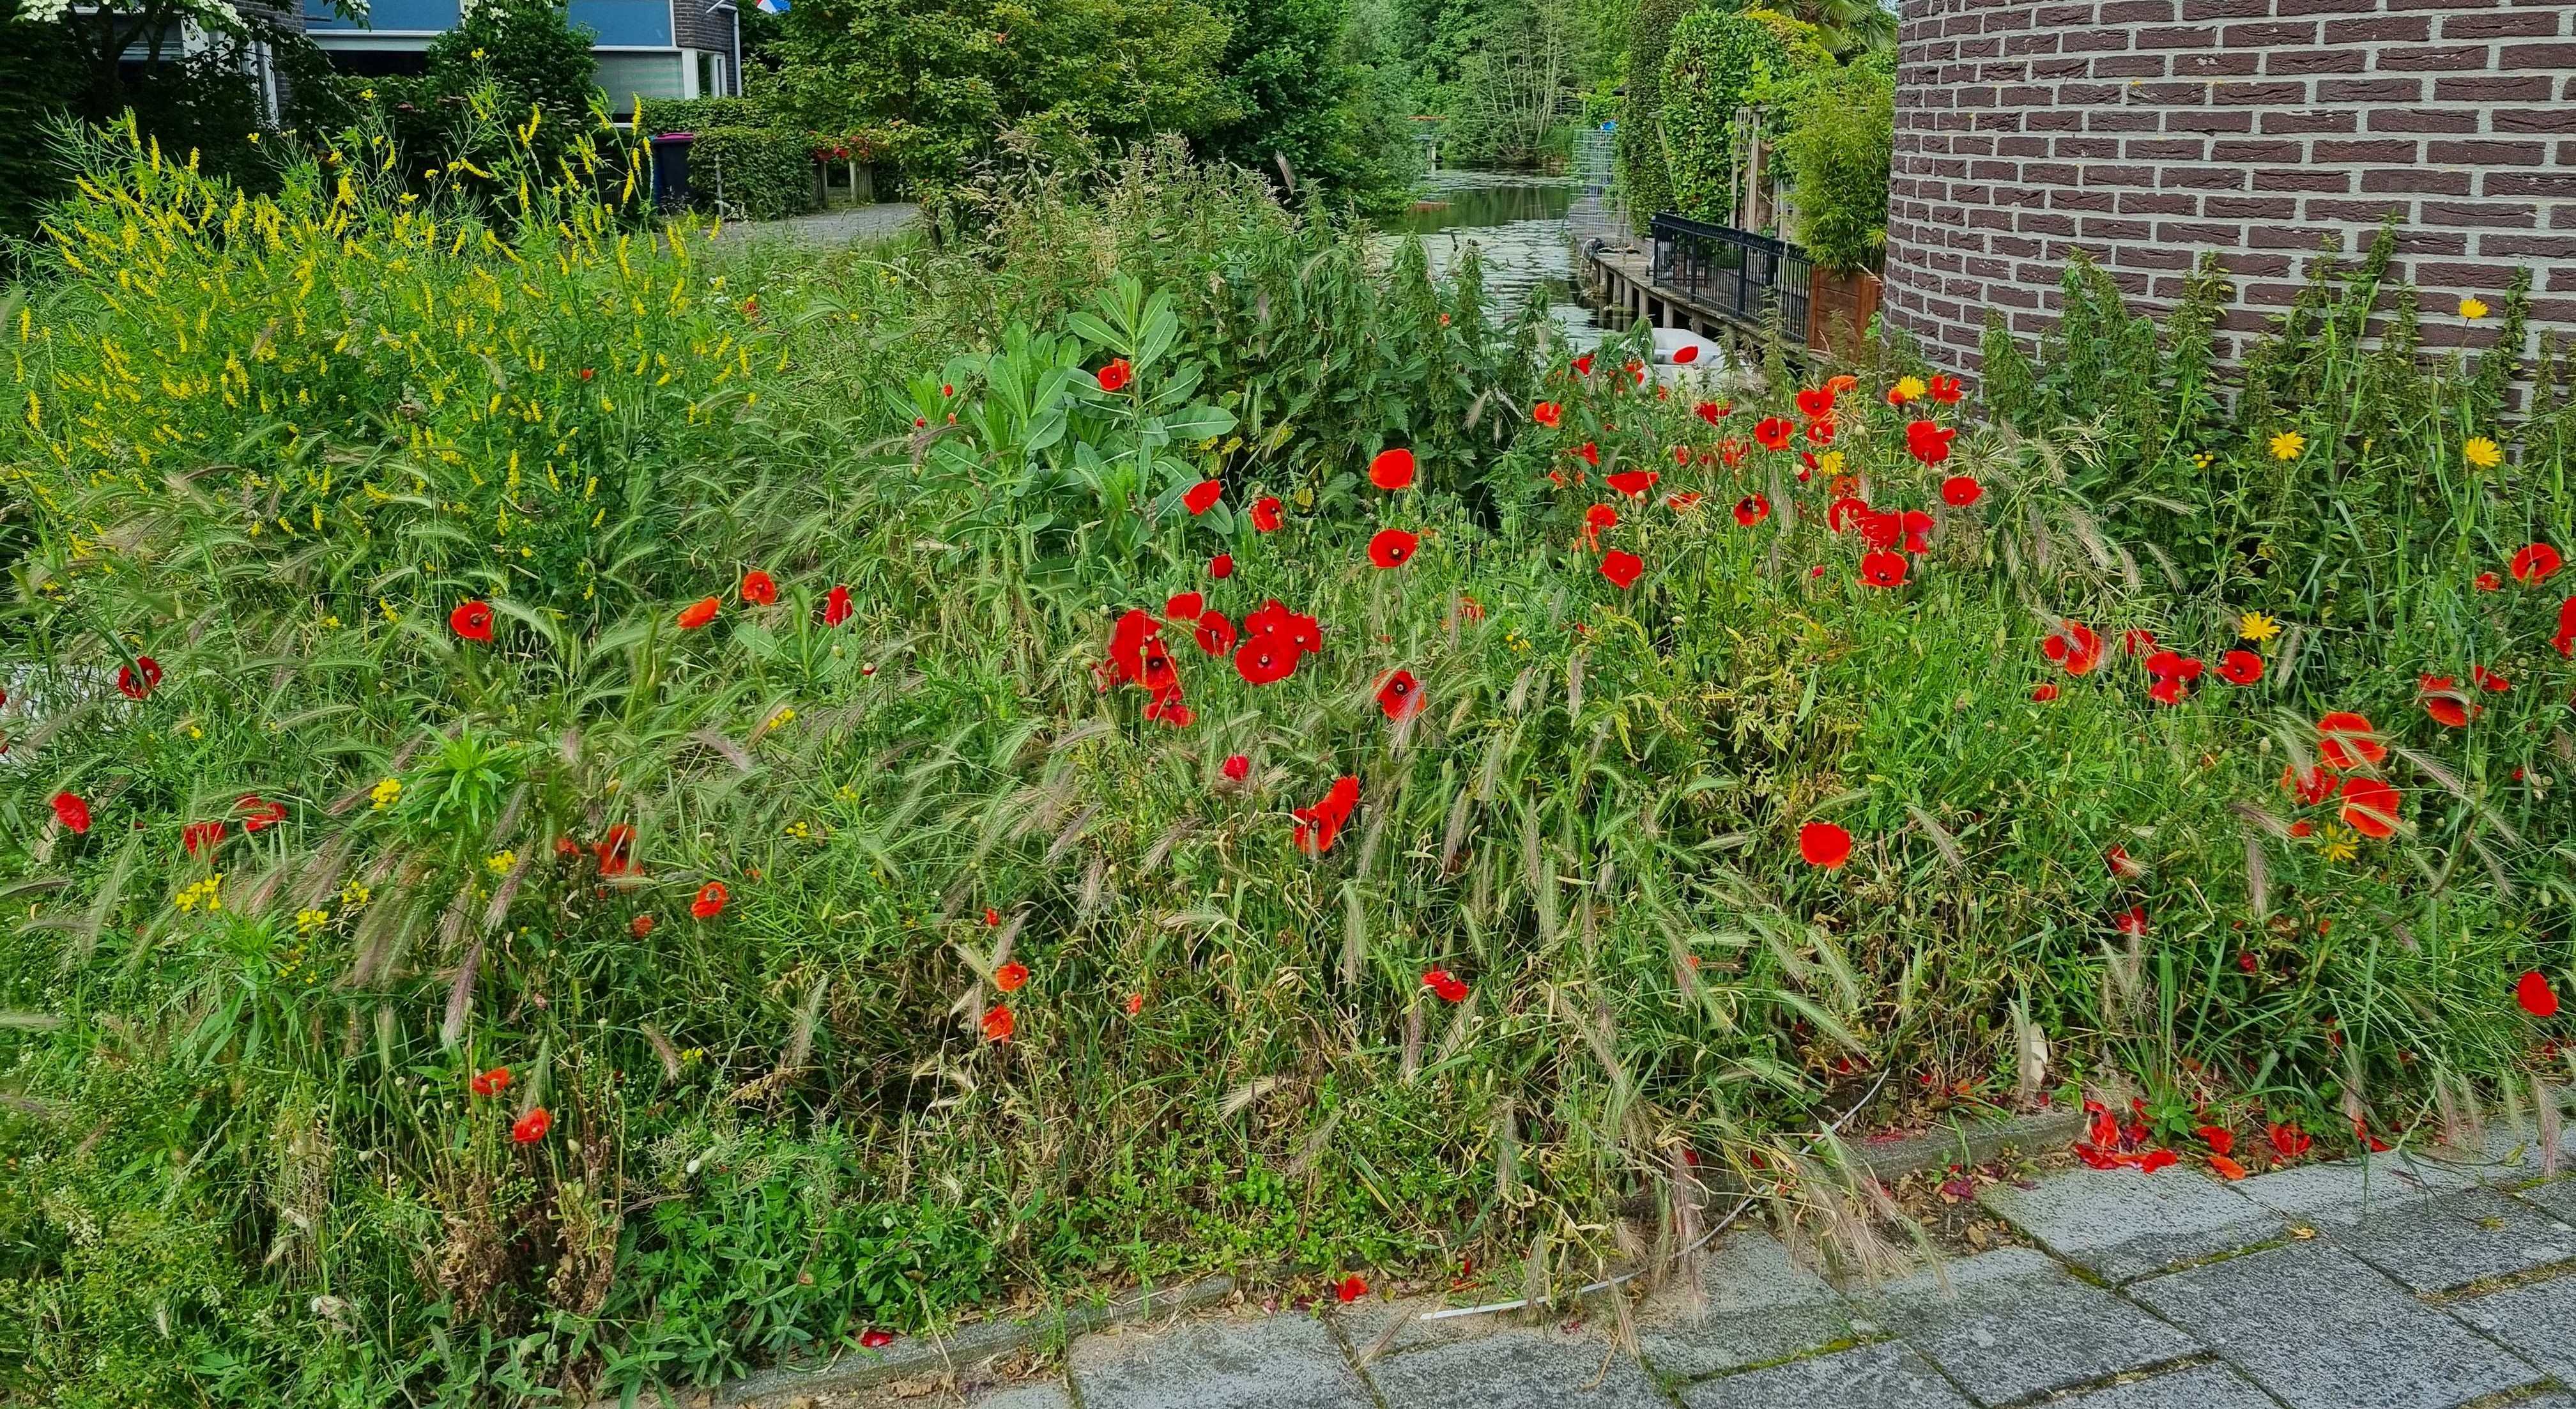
[
  {"left": 1775, "top": 57, "right": 1891, "bottom": 271},
  {"left": 1658, "top": 6, "right": 1828, "bottom": 226},
  {"left": 691, "top": 125, "right": 819, "bottom": 219}
]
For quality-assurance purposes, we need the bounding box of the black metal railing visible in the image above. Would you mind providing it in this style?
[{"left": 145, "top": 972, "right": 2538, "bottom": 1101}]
[{"left": 1648, "top": 213, "right": 1811, "bottom": 336}]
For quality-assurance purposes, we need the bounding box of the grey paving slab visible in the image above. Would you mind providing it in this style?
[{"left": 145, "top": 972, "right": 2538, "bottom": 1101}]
[
  {"left": 2050, "top": 1360, "right": 2283, "bottom": 1409},
  {"left": 1862, "top": 1247, "right": 2200, "bottom": 1406},
  {"left": 2428, "top": 1121, "right": 2576, "bottom": 1185},
  {"left": 2448, "top": 1273, "right": 2576, "bottom": 1383},
  {"left": 2234, "top": 1153, "right": 2483, "bottom": 1228},
  {"left": 1331, "top": 1295, "right": 1511, "bottom": 1362},
  {"left": 1635, "top": 1233, "right": 1857, "bottom": 1381},
  {"left": 1067, "top": 1313, "right": 1374, "bottom": 1409},
  {"left": 2325, "top": 1187, "right": 2576, "bottom": 1293},
  {"left": 2125, "top": 1241, "right": 2542, "bottom": 1409},
  {"left": 1677, "top": 1341, "right": 1974, "bottom": 1409},
  {"left": 2517, "top": 1174, "right": 2576, "bottom": 1223},
  {"left": 1363, "top": 1327, "right": 1673, "bottom": 1409},
  {"left": 1975, "top": 1166, "right": 2287, "bottom": 1282}
]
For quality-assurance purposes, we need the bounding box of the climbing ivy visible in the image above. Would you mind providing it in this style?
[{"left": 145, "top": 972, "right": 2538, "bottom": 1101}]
[{"left": 1657, "top": 6, "right": 1827, "bottom": 226}]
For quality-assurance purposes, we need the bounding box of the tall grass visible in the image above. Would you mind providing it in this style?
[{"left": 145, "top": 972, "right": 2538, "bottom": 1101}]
[{"left": 0, "top": 105, "right": 2569, "bottom": 1407}]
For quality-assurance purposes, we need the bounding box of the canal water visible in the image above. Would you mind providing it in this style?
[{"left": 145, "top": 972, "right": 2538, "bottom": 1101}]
[{"left": 1375, "top": 170, "right": 1606, "bottom": 350}]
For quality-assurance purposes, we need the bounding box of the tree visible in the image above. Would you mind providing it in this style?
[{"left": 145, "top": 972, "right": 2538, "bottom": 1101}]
[
  {"left": 1614, "top": 0, "right": 1687, "bottom": 223},
  {"left": 1199, "top": 0, "right": 1409, "bottom": 210}
]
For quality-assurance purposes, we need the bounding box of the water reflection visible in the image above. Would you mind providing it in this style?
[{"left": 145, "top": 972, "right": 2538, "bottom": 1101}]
[{"left": 1373, "top": 171, "right": 1605, "bottom": 351}]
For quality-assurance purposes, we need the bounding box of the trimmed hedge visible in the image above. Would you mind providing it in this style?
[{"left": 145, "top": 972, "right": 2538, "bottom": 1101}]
[
  {"left": 691, "top": 125, "right": 815, "bottom": 220},
  {"left": 1659, "top": 6, "right": 1828, "bottom": 226},
  {"left": 634, "top": 95, "right": 770, "bottom": 137}
]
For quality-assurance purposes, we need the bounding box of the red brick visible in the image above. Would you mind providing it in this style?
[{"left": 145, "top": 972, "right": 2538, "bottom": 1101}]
[
  {"left": 2175, "top": 50, "right": 2265, "bottom": 75},
  {"left": 2483, "top": 173, "right": 2576, "bottom": 198},
  {"left": 2442, "top": 11, "right": 2563, "bottom": 38},
  {"left": 2497, "top": 42, "right": 2576, "bottom": 67},
  {"left": 2211, "top": 139, "right": 2308, "bottom": 163},
  {"left": 2136, "top": 24, "right": 2218, "bottom": 47},
  {"left": 2366, "top": 108, "right": 2483, "bottom": 134},
  {"left": 2260, "top": 109, "right": 2358, "bottom": 134},
  {"left": 2312, "top": 140, "right": 2421, "bottom": 162},
  {"left": 2421, "top": 200, "right": 2540, "bottom": 225},
  {"left": 2374, "top": 45, "right": 2503, "bottom": 72},
  {"left": 2323, "top": 15, "right": 2431, "bottom": 42},
  {"left": 2430, "top": 75, "right": 2553, "bottom": 100},
  {"left": 2315, "top": 78, "right": 2426, "bottom": 101},
  {"left": 2267, "top": 49, "right": 2368, "bottom": 75},
  {"left": 2221, "top": 20, "right": 2319, "bottom": 45},
  {"left": 2362, "top": 167, "right": 2475, "bottom": 195},
  {"left": 2427, "top": 139, "right": 2552, "bottom": 164},
  {"left": 2213, "top": 79, "right": 2310, "bottom": 104}
]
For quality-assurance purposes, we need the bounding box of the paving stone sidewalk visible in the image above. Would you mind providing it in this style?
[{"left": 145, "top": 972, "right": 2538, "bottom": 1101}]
[{"left": 772, "top": 1126, "right": 2576, "bottom": 1409}]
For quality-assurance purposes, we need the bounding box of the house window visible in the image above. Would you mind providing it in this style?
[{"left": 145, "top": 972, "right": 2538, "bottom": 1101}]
[
  {"left": 696, "top": 50, "right": 724, "bottom": 98},
  {"left": 595, "top": 52, "right": 685, "bottom": 118}
]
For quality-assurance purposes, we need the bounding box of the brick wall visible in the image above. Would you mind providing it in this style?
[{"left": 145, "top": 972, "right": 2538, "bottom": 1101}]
[{"left": 1882, "top": 0, "right": 2576, "bottom": 374}]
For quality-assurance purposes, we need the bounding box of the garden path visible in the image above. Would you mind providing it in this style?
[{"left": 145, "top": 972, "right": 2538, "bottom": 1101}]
[
  {"left": 724, "top": 203, "right": 923, "bottom": 248},
  {"left": 730, "top": 1122, "right": 2576, "bottom": 1409}
]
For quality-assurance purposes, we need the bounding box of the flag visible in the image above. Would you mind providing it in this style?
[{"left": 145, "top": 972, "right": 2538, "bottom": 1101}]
[{"left": 755, "top": 0, "right": 788, "bottom": 13}]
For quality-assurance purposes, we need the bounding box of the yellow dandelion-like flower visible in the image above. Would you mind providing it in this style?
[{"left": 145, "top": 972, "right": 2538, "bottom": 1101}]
[
  {"left": 2458, "top": 296, "right": 2488, "bottom": 320},
  {"left": 2192, "top": 451, "right": 2214, "bottom": 470},
  {"left": 1814, "top": 449, "right": 1846, "bottom": 477},
  {"left": 1891, "top": 375, "right": 1927, "bottom": 404},
  {"left": 2268, "top": 431, "right": 2305, "bottom": 461},
  {"left": 2318, "top": 825, "right": 2358, "bottom": 864},
  {"left": 2462, "top": 436, "right": 2501, "bottom": 469},
  {"left": 369, "top": 776, "right": 403, "bottom": 810},
  {"left": 2238, "top": 611, "right": 2281, "bottom": 643}
]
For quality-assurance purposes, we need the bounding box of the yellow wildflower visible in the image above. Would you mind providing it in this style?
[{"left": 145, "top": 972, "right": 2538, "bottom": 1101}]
[
  {"left": 486, "top": 850, "right": 517, "bottom": 875},
  {"left": 339, "top": 881, "right": 372, "bottom": 909},
  {"left": 2192, "top": 451, "right": 2214, "bottom": 470},
  {"left": 2458, "top": 296, "right": 2488, "bottom": 320},
  {"left": 1814, "top": 449, "right": 1846, "bottom": 477},
  {"left": 2462, "top": 436, "right": 2501, "bottom": 469},
  {"left": 295, "top": 908, "right": 332, "bottom": 935},
  {"left": 2318, "top": 826, "right": 2358, "bottom": 864},
  {"left": 369, "top": 776, "right": 403, "bottom": 810},
  {"left": 2268, "top": 431, "right": 2304, "bottom": 462},
  {"left": 2237, "top": 612, "right": 2280, "bottom": 643},
  {"left": 1890, "top": 375, "right": 1926, "bottom": 404}
]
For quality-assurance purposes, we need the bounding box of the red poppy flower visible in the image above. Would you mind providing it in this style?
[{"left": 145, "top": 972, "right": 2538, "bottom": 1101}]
[
  {"left": 1368, "top": 528, "right": 1418, "bottom": 569},
  {"left": 2315, "top": 711, "right": 2386, "bottom": 770},
  {"left": 2419, "top": 674, "right": 2476, "bottom": 728},
  {"left": 1731, "top": 494, "right": 1771, "bottom": 527},
  {"left": 183, "top": 820, "right": 226, "bottom": 858},
  {"left": 1335, "top": 1274, "right": 1369, "bottom": 1304},
  {"left": 1753, "top": 417, "right": 1793, "bottom": 451},
  {"left": 2143, "top": 650, "right": 2202, "bottom": 687},
  {"left": 2267, "top": 1122, "right": 2311, "bottom": 1159},
  {"left": 2558, "top": 594, "right": 2576, "bottom": 658},
  {"left": 1581, "top": 502, "right": 1618, "bottom": 550},
  {"left": 2287, "top": 820, "right": 2313, "bottom": 838},
  {"left": 1804, "top": 418, "right": 1836, "bottom": 447},
  {"left": 740, "top": 570, "right": 778, "bottom": 605},
  {"left": 2031, "top": 683, "right": 2059, "bottom": 702},
  {"left": 2471, "top": 665, "right": 2508, "bottom": 692},
  {"left": 2197, "top": 1124, "right": 2234, "bottom": 1155},
  {"left": 1940, "top": 475, "right": 1983, "bottom": 507},
  {"left": 2510, "top": 543, "right": 2561, "bottom": 584},
  {"left": 1695, "top": 400, "right": 1725, "bottom": 424},
  {"left": 1600, "top": 550, "right": 1644, "bottom": 589},
  {"left": 1163, "top": 590, "right": 1204, "bottom": 622},
  {"left": 450, "top": 601, "right": 494, "bottom": 643},
  {"left": 1096, "top": 358, "right": 1131, "bottom": 392},
  {"left": 512, "top": 1107, "right": 552, "bottom": 1143},
  {"left": 1183, "top": 480, "right": 1223, "bottom": 515},
  {"left": 2337, "top": 774, "right": 2402, "bottom": 838},
  {"left": 824, "top": 585, "right": 853, "bottom": 626},
  {"left": 1235, "top": 636, "right": 1297, "bottom": 687},
  {"left": 1533, "top": 401, "right": 1562, "bottom": 427},
  {"left": 1900, "top": 509, "right": 1935, "bottom": 553},
  {"left": 2106, "top": 845, "right": 2143, "bottom": 879},
  {"left": 2517, "top": 970, "right": 2559, "bottom": 1018},
  {"left": 1928, "top": 374, "right": 1963, "bottom": 404},
  {"left": 631, "top": 914, "right": 655, "bottom": 937},
  {"left": 692, "top": 881, "right": 728, "bottom": 919},
  {"left": 1194, "top": 610, "right": 1237, "bottom": 656},
  {"left": 2120, "top": 629, "right": 2156, "bottom": 658},
  {"left": 859, "top": 1330, "right": 898, "bottom": 1350},
  {"left": 1572, "top": 441, "right": 1601, "bottom": 466},
  {"left": 2217, "top": 649, "right": 2263, "bottom": 686},
  {"left": 1718, "top": 438, "right": 1747, "bottom": 467},
  {"left": 579, "top": 367, "right": 594, "bottom": 381},
  {"left": 1294, "top": 776, "right": 1360, "bottom": 854},
  {"left": 2280, "top": 764, "right": 2333, "bottom": 806},
  {"left": 1222, "top": 753, "right": 1251, "bottom": 781},
  {"left": 1125, "top": 992, "right": 1145, "bottom": 1016},
  {"left": 2043, "top": 620, "right": 2104, "bottom": 676},
  {"left": 1251, "top": 496, "right": 1283, "bottom": 532},
  {"left": 1369, "top": 448, "right": 1416, "bottom": 491},
  {"left": 50, "top": 792, "right": 91, "bottom": 833},
  {"left": 1905, "top": 419, "right": 1956, "bottom": 466},
  {"left": 1606, "top": 469, "right": 1659, "bottom": 498},
  {"left": 117, "top": 656, "right": 163, "bottom": 701},
  {"left": 1858, "top": 550, "right": 1908, "bottom": 588},
  {"left": 1798, "top": 820, "right": 1853, "bottom": 869},
  {"left": 239, "top": 795, "right": 286, "bottom": 833},
  {"left": 995, "top": 961, "right": 1029, "bottom": 993},
  {"left": 1377, "top": 669, "right": 1423, "bottom": 722},
  {"left": 2476, "top": 571, "right": 2503, "bottom": 592},
  {"left": 1422, "top": 968, "right": 1469, "bottom": 1003},
  {"left": 2114, "top": 905, "right": 2149, "bottom": 936},
  {"left": 1210, "top": 553, "right": 1234, "bottom": 579},
  {"left": 1245, "top": 599, "right": 1323, "bottom": 655},
  {"left": 470, "top": 1067, "right": 511, "bottom": 1097},
  {"left": 1794, "top": 387, "right": 1834, "bottom": 419},
  {"left": 1108, "top": 609, "right": 1163, "bottom": 685},
  {"left": 594, "top": 824, "right": 635, "bottom": 876},
  {"left": 1667, "top": 491, "right": 1704, "bottom": 512},
  {"left": 678, "top": 597, "right": 721, "bottom": 631},
  {"left": 979, "top": 1003, "right": 1015, "bottom": 1042}
]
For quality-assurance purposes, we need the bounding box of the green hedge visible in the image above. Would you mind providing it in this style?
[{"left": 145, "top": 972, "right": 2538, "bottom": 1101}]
[
  {"left": 1659, "top": 6, "right": 1828, "bottom": 226},
  {"left": 1775, "top": 58, "right": 1892, "bottom": 271},
  {"left": 691, "top": 125, "right": 815, "bottom": 219},
  {"left": 634, "top": 95, "right": 773, "bottom": 137}
]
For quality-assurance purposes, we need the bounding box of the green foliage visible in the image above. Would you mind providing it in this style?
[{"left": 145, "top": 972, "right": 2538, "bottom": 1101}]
[
  {"left": 636, "top": 95, "right": 776, "bottom": 137},
  {"left": 1660, "top": 5, "right": 1829, "bottom": 225},
  {"left": 1614, "top": 0, "right": 1686, "bottom": 226},
  {"left": 6, "top": 89, "right": 2576, "bottom": 1409},
  {"left": 693, "top": 125, "right": 819, "bottom": 219},
  {"left": 1774, "top": 56, "right": 1890, "bottom": 270},
  {"left": 425, "top": 0, "right": 599, "bottom": 137}
]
